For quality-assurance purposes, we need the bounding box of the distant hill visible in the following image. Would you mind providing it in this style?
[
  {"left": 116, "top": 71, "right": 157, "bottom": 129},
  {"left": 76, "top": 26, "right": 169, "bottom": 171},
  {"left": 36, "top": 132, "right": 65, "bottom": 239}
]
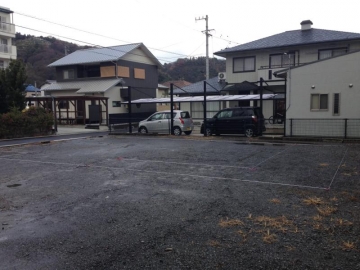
[
  {"left": 14, "top": 33, "right": 225, "bottom": 86},
  {"left": 15, "top": 33, "right": 89, "bottom": 87},
  {"left": 159, "top": 57, "right": 226, "bottom": 83}
]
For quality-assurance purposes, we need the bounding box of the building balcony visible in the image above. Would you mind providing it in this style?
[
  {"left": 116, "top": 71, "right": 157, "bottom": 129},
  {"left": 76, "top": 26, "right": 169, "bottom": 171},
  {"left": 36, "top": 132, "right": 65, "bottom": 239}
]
[
  {"left": 0, "top": 45, "right": 17, "bottom": 59},
  {"left": 0, "top": 22, "right": 15, "bottom": 37}
]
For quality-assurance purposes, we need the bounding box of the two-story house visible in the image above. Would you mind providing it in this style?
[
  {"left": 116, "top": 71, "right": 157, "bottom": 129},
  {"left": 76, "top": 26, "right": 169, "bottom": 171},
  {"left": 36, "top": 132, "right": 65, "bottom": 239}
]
[
  {"left": 42, "top": 43, "right": 162, "bottom": 125},
  {"left": 0, "top": 6, "right": 16, "bottom": 69},
  {"left": 214, "top": 20, "right": 360, "bottom": 136}
]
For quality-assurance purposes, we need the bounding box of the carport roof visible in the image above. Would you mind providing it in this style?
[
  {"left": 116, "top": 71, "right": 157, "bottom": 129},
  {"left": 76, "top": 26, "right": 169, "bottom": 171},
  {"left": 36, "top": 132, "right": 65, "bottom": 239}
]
[
  {"left": 122, "top": 94, "right": 284, "bottom": 104},
  {"left": 41, "top": 78, "right": 124, "bottom": 94}
]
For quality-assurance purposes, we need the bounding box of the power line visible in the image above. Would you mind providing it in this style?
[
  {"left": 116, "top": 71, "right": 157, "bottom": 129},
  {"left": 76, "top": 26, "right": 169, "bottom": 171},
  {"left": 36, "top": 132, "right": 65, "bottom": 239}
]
[
  {"left": 15, "top": 11, "right": 189, "bottom": 58},
  {"left": 14, "top": 11, "right": 240, "bottom": 59},
  {"left": 14, "top": 23, "right": 176, "bottom": 64}
]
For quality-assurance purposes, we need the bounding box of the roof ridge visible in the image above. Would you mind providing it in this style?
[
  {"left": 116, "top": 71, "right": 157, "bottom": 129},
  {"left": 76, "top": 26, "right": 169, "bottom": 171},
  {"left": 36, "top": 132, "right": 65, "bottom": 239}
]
[{"left": 77, "top": 42, "right": 141, "bottom": 52}]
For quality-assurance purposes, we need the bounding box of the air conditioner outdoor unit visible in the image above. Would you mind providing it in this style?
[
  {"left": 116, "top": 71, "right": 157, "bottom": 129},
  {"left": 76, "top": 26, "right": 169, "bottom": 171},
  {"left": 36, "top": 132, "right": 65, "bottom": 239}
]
[{"left": 218, "top": 72, "right": 226, "bottom": 81}]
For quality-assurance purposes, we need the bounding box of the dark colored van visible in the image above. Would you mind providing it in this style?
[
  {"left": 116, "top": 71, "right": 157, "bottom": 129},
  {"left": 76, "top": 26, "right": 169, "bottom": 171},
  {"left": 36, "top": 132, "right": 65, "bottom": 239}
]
[{"left": 200, "top": 107, "right": 266, "bottom": 137}]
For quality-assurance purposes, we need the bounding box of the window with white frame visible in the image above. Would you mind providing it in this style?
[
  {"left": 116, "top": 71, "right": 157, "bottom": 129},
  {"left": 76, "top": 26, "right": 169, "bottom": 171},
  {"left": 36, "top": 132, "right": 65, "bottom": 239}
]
[
  {"left": 233, "top": 56, "right": 255, "bottom": 72},
  {"left": 333, "top": 93, "right": 340, "bottom": 115},
  {"left": 269, "top": 53, "right": 295, "bottom": 68},
  {"left": 63, "top": 69, "right": 75, "bottom": 79},
  {"left": 318, "top": 48, "right": 347, "bottom": 60},
  {"left": 311, "top": 94, "right": 328, "bottom": 110},
  {"left": 0, "top": 16, "right": 7, "bottom": 30},
  {"left": 191, "top": 101, "right": 220, "bottom": 118}
]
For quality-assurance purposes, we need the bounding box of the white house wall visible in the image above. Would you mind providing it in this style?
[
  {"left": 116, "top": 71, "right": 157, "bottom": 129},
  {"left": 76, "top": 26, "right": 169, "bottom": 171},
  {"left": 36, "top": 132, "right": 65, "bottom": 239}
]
[
  {"left": 225, "top": 41, "right": 360, "bottom": 87},
  {"left": 286, "top": 51, "right": 360, "bottom": 119},
  {"left": 121, "top": 48, "right": 155, "bottom": 65},
  {"left": 285, "top": 51, "right": 360, "bottom": 137},
  {"left": 104, "top": 86, "right": 127, "bottom": 114}
]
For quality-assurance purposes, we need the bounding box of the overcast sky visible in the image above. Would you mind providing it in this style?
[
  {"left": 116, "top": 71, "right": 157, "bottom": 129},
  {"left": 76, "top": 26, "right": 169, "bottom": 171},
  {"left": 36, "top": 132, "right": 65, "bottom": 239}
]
[{"left": 3, "top": 0, "right": 360, "bottom": 63}]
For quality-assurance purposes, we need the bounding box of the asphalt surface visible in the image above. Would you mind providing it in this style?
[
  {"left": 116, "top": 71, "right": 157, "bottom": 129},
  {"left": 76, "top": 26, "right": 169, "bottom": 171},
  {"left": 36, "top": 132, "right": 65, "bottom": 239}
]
[
  {"left": 0, "top": 132, "right": 108, "bottom": 148},
  {"left": 0, "top": 135, "right": 359, "bottom": 269}
]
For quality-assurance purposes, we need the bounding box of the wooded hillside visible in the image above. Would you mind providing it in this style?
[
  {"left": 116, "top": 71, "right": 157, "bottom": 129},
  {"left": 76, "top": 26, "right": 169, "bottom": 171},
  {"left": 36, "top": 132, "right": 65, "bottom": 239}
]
[{"left": 14, "top": 33, "right": 226, "bottom": 86}]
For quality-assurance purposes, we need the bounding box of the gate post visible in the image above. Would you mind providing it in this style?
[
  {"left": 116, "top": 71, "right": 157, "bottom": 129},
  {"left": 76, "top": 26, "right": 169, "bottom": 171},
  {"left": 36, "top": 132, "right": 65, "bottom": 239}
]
[
  {"left": 344, "top": 118, "right": 348, "bottom": 139},
  {"left": 290, "top": 119, "right": 293, "bottom": 137},
  {"left": 203, "top": 81, "right": 207, "bottom": 137}
]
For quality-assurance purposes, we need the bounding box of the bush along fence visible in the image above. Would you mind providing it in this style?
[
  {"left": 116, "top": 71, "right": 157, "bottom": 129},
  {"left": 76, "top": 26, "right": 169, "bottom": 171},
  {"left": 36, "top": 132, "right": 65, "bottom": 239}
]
[
  {"left": 0, "top": 107, "right": 54, "bottom": 139},
  {"left": 286, "top": 119, "right": 360, "bottom": 138}
]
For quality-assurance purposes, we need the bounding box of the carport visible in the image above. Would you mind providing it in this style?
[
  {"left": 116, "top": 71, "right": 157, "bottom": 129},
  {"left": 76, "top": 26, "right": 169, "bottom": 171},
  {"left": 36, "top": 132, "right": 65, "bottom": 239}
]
[{"left": 121, "top": 93, "right": 284, "bottom": 136}]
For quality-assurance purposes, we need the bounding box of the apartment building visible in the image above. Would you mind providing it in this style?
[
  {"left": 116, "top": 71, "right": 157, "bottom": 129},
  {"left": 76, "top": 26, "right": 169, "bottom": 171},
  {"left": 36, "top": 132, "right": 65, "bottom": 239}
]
[{"left": 0, "top": 6, "right": 16, "bottom": 69}]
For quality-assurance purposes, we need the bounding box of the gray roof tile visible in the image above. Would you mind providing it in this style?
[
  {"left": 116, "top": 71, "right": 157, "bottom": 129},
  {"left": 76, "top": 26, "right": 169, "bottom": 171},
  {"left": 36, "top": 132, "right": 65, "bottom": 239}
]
[
  {"left": 215, "top": 28, "right": 360, "bottom": 55},
  {"left": 42, "top": 78, "right": 123, "bottom": 94},
  {"left": 49, "top": 43, "right": 162, "bottom": 67},
  {"left": 173, "top": 77, "right": 226, "bottom": 95}
]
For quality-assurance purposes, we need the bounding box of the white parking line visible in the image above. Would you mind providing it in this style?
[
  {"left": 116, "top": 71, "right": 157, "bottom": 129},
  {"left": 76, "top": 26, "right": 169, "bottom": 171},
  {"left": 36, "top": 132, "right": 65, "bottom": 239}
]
[
  {"left": 120, "top": 158, "right": 252, "bottom": 169},
  {"left": 327, "top": 147, "right": 349, "bottom": 190},
  {"left": 0, "top": 157, "right": 327, "bottom": 190}
]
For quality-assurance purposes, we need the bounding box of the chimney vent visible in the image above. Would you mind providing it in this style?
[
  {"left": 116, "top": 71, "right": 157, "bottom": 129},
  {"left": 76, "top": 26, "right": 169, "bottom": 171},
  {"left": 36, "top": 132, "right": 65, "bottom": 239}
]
[{"left": 300, "top": 20, "right": 313, "bottom": 30}]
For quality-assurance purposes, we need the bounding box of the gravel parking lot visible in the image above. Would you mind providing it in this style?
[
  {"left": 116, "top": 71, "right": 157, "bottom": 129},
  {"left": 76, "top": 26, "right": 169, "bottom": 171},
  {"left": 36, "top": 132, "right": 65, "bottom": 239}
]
[{"left": 0, "top": 135, "right": 359, "bottom": 269}]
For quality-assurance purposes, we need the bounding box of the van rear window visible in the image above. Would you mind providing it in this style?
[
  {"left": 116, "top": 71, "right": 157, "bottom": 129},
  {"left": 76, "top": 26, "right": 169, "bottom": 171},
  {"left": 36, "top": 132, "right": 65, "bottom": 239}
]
[{"left": 180, "top": 111, "right": 191, "bottom": 118}]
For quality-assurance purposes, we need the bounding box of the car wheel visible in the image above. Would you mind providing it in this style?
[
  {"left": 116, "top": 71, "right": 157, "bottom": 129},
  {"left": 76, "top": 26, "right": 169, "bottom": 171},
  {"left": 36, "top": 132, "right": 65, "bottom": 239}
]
[
  {"left": 205, "top": 128, "right": 212, "bottom": 136},
  {"left": 245, "top": 128, "right": 254, "bottom": 138},
  {"left": 139, "top": 126, "right": 148, "bottom": 134},
  {"left": 184, "top": 131, "right": 192, "bottom": 135},
  {"left": 173, "top": 126, "right": 182, "bottom": 136}
]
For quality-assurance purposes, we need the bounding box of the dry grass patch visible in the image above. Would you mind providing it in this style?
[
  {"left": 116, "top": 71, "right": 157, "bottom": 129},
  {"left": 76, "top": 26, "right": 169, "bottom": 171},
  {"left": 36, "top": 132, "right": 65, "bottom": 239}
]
[
  {"left": 316, "top": 206, "right": 338, "bottom": 216},
  {"left": 269, "top": 198, "right": 281, "bottom": 204},
  {"left": 341, "top": 241, "right": 356, "bottom": 251},
  {"left": 262, "top": 230, "right": 277, "bottom": 244},
  {"left": 219, "top": 218, "right": 244, "bottom": 228},
  {"left": 348, "top": 195, "right": 359, "bottom": 202},
  {"left": 330, "top": 197, "right": 338, "bottom": 202},
  {"left": 303, "top": 197, "right": 324, "bottom": 206},
  {"left": 254, "top": 215, "right": 293, "bottom": 232},
  {"left": 208, "top": 240, "right": 221, "bottom": 247},
  {"left": 334, "top": 218, "right": 353, "bottom": 227},
  {"left": 319, "top": 163, "right": 329, "bottom": 167},
  {"left": 285, "top": 245, "right": 296, "bottom": 251},
  {"left": 312, "top": 215, "right": 323, "bottom": 222}
]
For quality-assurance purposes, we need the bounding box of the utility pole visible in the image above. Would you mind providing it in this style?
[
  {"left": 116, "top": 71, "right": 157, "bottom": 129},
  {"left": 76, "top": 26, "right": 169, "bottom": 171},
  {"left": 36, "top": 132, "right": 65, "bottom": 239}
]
[{"left": 195, "top": 15, "right": 213, "bottom": 80}]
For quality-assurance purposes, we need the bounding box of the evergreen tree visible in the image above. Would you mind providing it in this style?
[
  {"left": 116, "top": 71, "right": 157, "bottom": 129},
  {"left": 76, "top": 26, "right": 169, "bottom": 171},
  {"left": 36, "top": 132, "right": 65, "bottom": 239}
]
[{"left": 0, "top": 59, "right": 27, "bottom": 114}]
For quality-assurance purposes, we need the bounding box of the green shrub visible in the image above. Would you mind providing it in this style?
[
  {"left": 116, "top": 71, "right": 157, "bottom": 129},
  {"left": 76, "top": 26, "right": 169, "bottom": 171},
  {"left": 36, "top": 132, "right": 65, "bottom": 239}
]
[{"left": 0, "top": 107, "right": 54, "bottom": 139}]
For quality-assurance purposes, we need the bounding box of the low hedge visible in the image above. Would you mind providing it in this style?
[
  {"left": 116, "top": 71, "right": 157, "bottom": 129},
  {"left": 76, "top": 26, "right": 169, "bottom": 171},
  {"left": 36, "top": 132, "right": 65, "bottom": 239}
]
[{"left": 0, "top": 107, "right": 54, "bottom": 139}]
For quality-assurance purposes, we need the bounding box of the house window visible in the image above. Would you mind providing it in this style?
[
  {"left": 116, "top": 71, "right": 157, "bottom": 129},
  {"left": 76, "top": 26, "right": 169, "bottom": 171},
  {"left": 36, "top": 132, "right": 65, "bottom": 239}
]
[
  {"left": 58, "top": 100, "right": 69, "bottom": 109},
  {"left": 233, "top": 56, "right": 255, "bottom": 72},
  {"left": 269, "top": 53, "right": 295, "bottom": 68},
  {"left": 311, "top": 94, "right": 328, "bottom": 110},
  {"left": 0, "top": 38, "right": 8, "bottom": 53},
  {"left": 0, "top": 16, "right": 7, "bottom": 30},
  {"left": 63, "top": 69, "right": 74, "bottom": 79},
  {"left": 318, "top": 48, "right": 347, "bottom": 60},
  {"left": 0, "top": 60, "right": 4, "bottom": 69},
  {"left": 333, "top": 93, "right": 340, "bottom": 115},
  {"left": 112, "top": 101, "right": 121, "bottom": 107},
  {"left": 134, "top": 68, "right": 145, "bottom": 79}
]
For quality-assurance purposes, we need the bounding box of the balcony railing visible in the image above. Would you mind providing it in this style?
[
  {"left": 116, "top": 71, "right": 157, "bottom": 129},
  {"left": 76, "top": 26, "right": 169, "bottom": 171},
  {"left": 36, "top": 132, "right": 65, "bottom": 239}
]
[
  {"left": 0, "top": 22, "right": 15, "bottom": 33},
  {"left": 0, "top": 44, "right": 11, "bottom": 54},
  {"left": 259, "top": 63, "right": 307, "bottom": 70}
]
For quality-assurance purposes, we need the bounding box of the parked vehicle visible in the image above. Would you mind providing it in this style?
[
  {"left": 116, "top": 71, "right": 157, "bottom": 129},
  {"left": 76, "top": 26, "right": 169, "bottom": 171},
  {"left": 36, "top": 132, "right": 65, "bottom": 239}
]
[
  {"left": 200, "top": 107, "right": 266, "bottom": 137},
  {"left": 138, "top": 110, "right": 194, "bottom": 136}
]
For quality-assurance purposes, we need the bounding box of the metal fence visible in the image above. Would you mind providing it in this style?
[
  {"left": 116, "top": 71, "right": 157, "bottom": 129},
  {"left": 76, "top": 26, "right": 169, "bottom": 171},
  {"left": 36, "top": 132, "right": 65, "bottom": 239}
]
[
  {"left": 108, "top": 112, "right": 155, "bottom": 133},
  {"left": 286, "top": 119, "right": 360, "bottom": 138}
]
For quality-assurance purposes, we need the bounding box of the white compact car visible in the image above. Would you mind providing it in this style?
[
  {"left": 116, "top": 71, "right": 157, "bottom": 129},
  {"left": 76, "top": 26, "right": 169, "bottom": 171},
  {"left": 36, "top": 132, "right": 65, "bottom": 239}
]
[{"left": 138, "top": 110, "right": 194, "bottom": 136}]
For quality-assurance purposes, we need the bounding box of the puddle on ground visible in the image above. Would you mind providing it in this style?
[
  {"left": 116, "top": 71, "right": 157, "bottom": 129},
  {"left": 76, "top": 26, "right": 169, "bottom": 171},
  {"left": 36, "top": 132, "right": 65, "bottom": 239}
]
[{"left": 7, "top": 184, "right": 22, "bottom": 188}]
